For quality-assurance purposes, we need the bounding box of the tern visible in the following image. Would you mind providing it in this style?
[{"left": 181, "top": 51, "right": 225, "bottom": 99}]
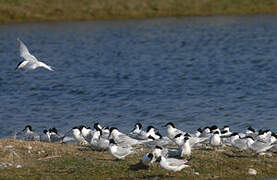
[
  {"left": 109, "top": 127, "right": 146, "bottom": 147},
  {"left": 72, "top": 126, "right": 89, "bottom": 145},
  {"left": 129, "top": 125, "right": 156, "bottom": 140},
  {"left": 22, "top": 125, "right": 40, "bottom": 141},
  {"left": 221, "top": 126, "right": 232, "bottom": 136},
  {"left": 80, "top": 126, "right": 94, "bottom": 143},
  {"left": 230, "top": 133, "right": 248, "bottom": 151},
  {"left": 40, "top": 129, "right": 50, "bottom": 142},
  {"left": 156, "top": 156, "right": 189, "bottom": 172},
  {"left": 130, "top": 123, "right": 143, "bottom": 135},
  {"left": 90, "top": 129, "right": 109, "bottom": 151},
  {"left": 142, "top": 153, "right": 155, "bottom": 166},
  {"left": 246, "top": 136, "right": 274, "bottom": 153},
  {"left": 144, "top": 134, "right": 174, "bottom": 148},
  {"left": 164, "top": 122, "right": 185, "bottom": 140},
  {"left": 108, "top": 139, "right": 135, "bottom": 160},
  {"left": 49, "top": 128, "right": 65, "bottom": 143},
  {"left": 16, "top": 38, "right": 54, "bottom": 71},
  {"left": 94, "top": 123, "right": 109, "bottom": 139},
  {"left": 179, "top": 136, "right": 191, "bottom": 157},
  {"left": 209, "top": 131, "right": 221, "bottom": 146}
]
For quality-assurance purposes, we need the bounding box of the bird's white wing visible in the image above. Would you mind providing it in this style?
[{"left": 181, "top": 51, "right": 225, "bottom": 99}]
[
  {"left": 114, "top": 146, "right": 133, "bottom": 157},
  {"left": 167, "top": 158, "right": 187, "bottom": 166},
  {"left": 17, "top": 38, "right": 38, "bottom": 62}
]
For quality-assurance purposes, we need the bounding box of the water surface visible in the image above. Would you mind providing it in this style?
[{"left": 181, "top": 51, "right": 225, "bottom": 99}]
[{"left": 0, "top": 15, "right": 277, "bottom": 137}]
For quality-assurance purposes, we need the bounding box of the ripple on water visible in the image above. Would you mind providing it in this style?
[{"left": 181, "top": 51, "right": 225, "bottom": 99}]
[{"left": 0, "top": 15, "right": 277, "bottom": 137}]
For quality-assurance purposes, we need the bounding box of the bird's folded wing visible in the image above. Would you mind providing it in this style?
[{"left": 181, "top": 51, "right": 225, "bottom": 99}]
[
  {"left": 113, "top": 147, "right": 131, "bottom": 157},
  {"left": 167, "top": 159, "right": 186, "bottom": 166}
]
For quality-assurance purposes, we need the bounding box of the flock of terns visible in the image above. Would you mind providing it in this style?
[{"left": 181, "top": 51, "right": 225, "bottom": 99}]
[{"left": 18, "top": 122, "right": 277, "bottom": 172}]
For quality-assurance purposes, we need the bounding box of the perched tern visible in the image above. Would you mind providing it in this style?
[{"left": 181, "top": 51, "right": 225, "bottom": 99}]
[
  {"left": 129, "top": 125, "right": 156, "bottom": 140},
  {"left": 209, "top": 131, "right": 221, "bottom": 146},
  {"left": 108, "top": 139, "right": 135, "bottom": 159},
  {"left": 40, "top": 129, "right": 50, "bottom": 142},
  {"left": 94, "top": 123, "right": 109, "bottom": 139},
  {"left": 179, "top": 136, "right": 191, "bottom": 157},
  {"left": 130, "top": 123, "right": 143, "bottom": 135},
  {"left": 22, "top": 125, "right": 40, "bottom": 141},
  {"left": 164, "top": 122, "right": 185, "bottom": 140},
  {"left": 72, "top": 126, "right": 89, "bottom": 145},
  {"left": 109, "top": 127, "right": 146, "bottom": 147},
  {"left": 142, "top": 153, "right": 155, "bottom": 166},
  {"left": 144, "top": 135, "right": 174, "bottom": 148},
  {"left": 156, "top": 156, "right": 189, "bottom": 172},
  {"left": 49, "top": 128, "right": 64, "bottom": 143},
  {"left": 230, "top": 133, "right": 248, "bottom": 151},
  {"left": 80, "top": 126, "right": 94, "bottom": 143},
  {"left": 16, "top": 38, "right": 54, "bottom": 71},
  {"left": 90, "top": 129, "right": 109, "bottom": 151},
  {"left": 246, "top": 136, "right": 274, "bottom": 153},
  {"left": 221, "top": 126, "right": 232, "bottom": 136}
]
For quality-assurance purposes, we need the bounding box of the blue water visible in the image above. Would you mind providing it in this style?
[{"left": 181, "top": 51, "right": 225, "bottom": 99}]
[{"left": 0, "top": 15, "right": 277, "bottom": 138}]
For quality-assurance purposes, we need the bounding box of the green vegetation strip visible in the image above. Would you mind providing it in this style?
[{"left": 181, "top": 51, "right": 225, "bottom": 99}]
[
  {"left": 0, "top": 139, "right": 277, "bottom": 179},
  {"left": 1, "top": 0, "right": 277, "bottom": 24}
]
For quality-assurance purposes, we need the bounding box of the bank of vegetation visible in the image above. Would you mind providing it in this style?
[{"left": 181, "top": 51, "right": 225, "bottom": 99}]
[
  {"left": 0, "top": 0, "right": 277, "bottom": 24},
  {"left": 0, "top": 139, "right": 276, "bottom": 179}
]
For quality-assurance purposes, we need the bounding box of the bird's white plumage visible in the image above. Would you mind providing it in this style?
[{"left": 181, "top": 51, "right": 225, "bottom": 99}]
[
  {"left": 108, "top": 141, "right": 134, "bottom": 159},
  {"left": 157, "top": 156, "right": 189, "bottom": 172},
  {"left": 17, "top": 38, "right": 54, "bottom": 71}
]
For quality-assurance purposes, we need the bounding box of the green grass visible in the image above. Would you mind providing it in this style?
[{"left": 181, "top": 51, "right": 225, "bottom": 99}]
[
  {"left": 1, "top": 0, "right": 277, "bottom": 24},
  {"left": 0, "top": 139, "right": 277, "bottom": 179}
]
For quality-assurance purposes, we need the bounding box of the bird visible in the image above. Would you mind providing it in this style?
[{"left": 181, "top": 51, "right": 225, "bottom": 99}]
[
  {"left": 195, "top": 128, "right": 203, "bottom": 137},
  {"left": 109, "top": 127, "right": 146, "bottom": 147},
  {"left": 156, "top": 156, "right": 189, "bottom": 172},
  {"left": 210, "top": 125, "right": 221, "bottom": 135},
  {"left": 221, "top": 125, "right": 232, "bottom": 137},
  {"left": 142, "top": 153, "right": 155, "bottom": 166},
  {"left": 16, "top": 38, "right": 54, "bottom": 71},
  {"left": 144, "top": 134, "right": 174, "bottom": 148},
  {"left": 179, "top": 136, "right": 191, "bottom": 157},
  {"left": 164, "top": 122, "right": 185, "bottom": 140},
  {"left": 209, "top": 131, "right": 221, "bottom": 147},
  {"left": 40, "top": 129, "right": 50, "bottom": 142},
  {"left": 173, "top": 133, "right": 184, "bottom": 146},
  {"left": 72, "top": 126, "right": 89, "bottom": 145},
  {"left": 246, "top": 126, "right": 256, "bottom": 135},
  {"left": 22, "top": 125, "right": 40, "bottom": 141},
  {"left": 130, "top": 123, "right": 143, "bottom": 135},
  {"left": 246, "top": 136, "right": 274, "bottom": 154},
  {"left": 49, "top": 128, "right": 65, "bottom": 143},
  {"left": 108, "top": 139, "right": 135, "bottom": 160},
  {"left": 152, "top": 145, "right": 179, "bottom": 159},
  {"left": 230, "top": 133, "right": 249, "bottom": 151},
  {"left": 90, "top": 129, "right": 109, "bottom": 151},
  {"left": 94, "top": 123, "right": 109, "bottom": 139},
  {"left": 200, "top": 126, "right": 212, "bottom": 138},
  {"left": 129, "top": 124, "right": 155, "bottom": 140},
  {"left": 80, "top": 126, "right": 94, "bottom": 143}
]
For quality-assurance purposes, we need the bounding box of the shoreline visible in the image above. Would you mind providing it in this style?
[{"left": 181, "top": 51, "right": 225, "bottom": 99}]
[
  {"left": 0, "top": 139, "right": 276, "bottom": 179},
  {"left": 1, "top": 0, "right": 277, "bottom": 24}
]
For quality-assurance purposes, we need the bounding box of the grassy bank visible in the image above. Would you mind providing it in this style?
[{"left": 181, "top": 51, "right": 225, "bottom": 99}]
[
  {"left": 1, "top": 0, "right": 277, "bottom": 24},
  {"left": 0, "top": 139, "right": 276, "bottom": 179}
]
